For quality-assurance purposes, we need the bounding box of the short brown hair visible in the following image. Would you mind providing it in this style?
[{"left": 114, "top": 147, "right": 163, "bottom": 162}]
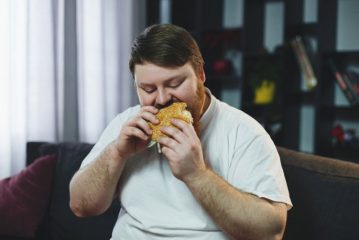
[{"left": 129, "top": 24, "right": 204, "bottom": 78}]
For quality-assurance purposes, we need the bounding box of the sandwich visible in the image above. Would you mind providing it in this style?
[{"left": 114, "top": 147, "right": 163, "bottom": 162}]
[{"left": 149, "top": 102, "right": 193, "bottom": 142}]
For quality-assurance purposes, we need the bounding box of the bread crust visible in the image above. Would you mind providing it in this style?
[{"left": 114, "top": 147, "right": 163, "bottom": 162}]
[{"left": 149, "top": 102, "right": 193, "bottom": 142}]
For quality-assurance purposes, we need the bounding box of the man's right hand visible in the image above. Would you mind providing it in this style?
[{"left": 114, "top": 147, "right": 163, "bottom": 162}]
[{"left": 113, "top": 106, "right": 159, "bottom": 159}]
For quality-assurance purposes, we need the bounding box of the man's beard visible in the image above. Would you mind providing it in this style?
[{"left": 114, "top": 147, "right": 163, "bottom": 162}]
[{"left": 188, "top": 82, "right": 206, "bottom": 136}]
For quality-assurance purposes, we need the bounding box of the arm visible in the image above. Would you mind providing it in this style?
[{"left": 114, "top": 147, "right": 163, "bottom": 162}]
[
  {"left": 158, "top": 119, "right": 287, "bottom": 239},
  {"left": 69, "top": 142, "right": 126, "bottom": 217},
  {"left": 184, "top": 168, "right": 287, "bottom": 240},
  {"left": 69, "top": 106, "right": 159, "bottom": 217}
]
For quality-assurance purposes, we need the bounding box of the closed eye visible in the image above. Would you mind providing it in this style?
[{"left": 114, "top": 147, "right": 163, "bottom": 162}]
[
  {"left": 168, "top": 79, "right": 184, "bottom": 88},
  {"left": 141, "top": 87, "right": 156, "bottom": 93}
]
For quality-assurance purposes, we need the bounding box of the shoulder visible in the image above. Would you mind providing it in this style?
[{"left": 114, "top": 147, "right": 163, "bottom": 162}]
[
  {"left": 119, "top": 105, "right": 141, "bottom": 119},
  {"left": 97, "top": 105, "right": 141, "bottom": 142},
  {"left": 110, "top": 105, "right": 141, "bottom": 126},
  {"left": 213, "top": 98, "right": 267, "bottom": 137},
  {"left": 80, "top": 105, "right": 141, "bottom": 168}
]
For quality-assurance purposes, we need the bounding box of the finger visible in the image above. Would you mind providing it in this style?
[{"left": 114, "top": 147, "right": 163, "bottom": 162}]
[
  {"left": 124, "top": 126, "right": 149, "bottom": 141},
  {"left": 160, "top": 125, "right": 186, "bottom": 143},
  {"left": 157, "top": 136, "right": 178, "bottom": 149},
  {"left": 161, "top": 146, "right": 176, "bottom": 158},
  {"left": 140, "top": 110, "right": 159, "bottom": 125},
  {"left": 127, "top": 117, "right": 151, "bottom": 136},
  {"left": 141, "top": 105, "right": 159, "bottom": 115},
  {"left": 171, "top": 119, "right": 194, "bottom": 137},
  {"left": 127, "top": 111, "right": 157, "bottom": 135},
  {"left": 134, "top": 117, "right": 153, "bottom": 135}
]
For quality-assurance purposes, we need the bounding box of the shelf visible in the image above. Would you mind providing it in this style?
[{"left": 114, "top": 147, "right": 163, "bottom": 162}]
[
  {"left": 286, "top": 23, "right": 317, "bottom": 38},
  {"left": 242, "top": 103, "right": 283, "bottom": 117},
  {"left": 322, "top": 51, "right": 359, "bottom": 60},
  {"left": 285, "top": 91, "right": 317, "bottom": 105},
  {"left": 201, "top": 28, "right": 242, "bottom": 50},
  {"left": 319, "top": 105, "right": 359, "bottom": 120},
  {"left": 250, "top": 0, "right": 284, "bottom": 3},
  {"left": 207, "top": 75, "right": 241, "bottom": 86},
  {"left": 148, "top": 0, "right": 359, "bottom": 162},
  {"left": 206, "top": 75, "right": 241, "bottom": 101},
  {"left": 244, "top": 52, "right": 282, "bottom": 61}
]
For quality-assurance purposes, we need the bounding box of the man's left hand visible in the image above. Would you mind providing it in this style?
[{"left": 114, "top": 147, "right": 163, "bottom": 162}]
[{"left": 157, "top": 119, "right": 207, "bottom": 182}]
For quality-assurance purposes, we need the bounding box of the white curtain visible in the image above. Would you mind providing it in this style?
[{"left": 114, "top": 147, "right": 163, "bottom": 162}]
[
  {"left": 77, "top": 0, "right": 142, "bottom": 142},
  {"left": 0, "top": 0, "right": 145, "bottom": 179}
]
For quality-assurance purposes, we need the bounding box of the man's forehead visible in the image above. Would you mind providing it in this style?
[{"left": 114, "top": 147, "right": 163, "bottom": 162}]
[{"left": 134, "top": 62, "right": 193, "bottom": 84}]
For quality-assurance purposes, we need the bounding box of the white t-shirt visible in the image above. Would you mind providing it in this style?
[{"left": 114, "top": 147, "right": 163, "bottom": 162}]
[{"left": 81, "top": 91, "right": 292, "bottom": 240}]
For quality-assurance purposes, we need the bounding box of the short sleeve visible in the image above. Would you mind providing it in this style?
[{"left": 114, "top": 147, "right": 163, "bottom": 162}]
[
  {"left": 80, "top": 106, "right": 140, "bottom": 168},
  {"left": 227, "top": 135, "right": 292, "bottom": 208}
]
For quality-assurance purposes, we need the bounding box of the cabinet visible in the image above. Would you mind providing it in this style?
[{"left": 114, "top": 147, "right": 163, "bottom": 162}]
[{"left": 146, "top": 0, "right": 359, "bottom": 163}]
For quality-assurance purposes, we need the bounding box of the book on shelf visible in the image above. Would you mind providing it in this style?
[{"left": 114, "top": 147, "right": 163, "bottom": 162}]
[
  {"left": 290, "top": 36, "right": 317, "bottom": 91},
  {"left": 346, "top": 64, "right": 359, "bottom": 97},
  {"left": 328, "top": 59, "right": 359, "bottom": 106}
]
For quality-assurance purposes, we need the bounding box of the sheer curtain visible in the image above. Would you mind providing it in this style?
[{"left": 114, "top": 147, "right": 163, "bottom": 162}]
[{"left": 0, "top": 0, "right": 145, "bottom": 179}]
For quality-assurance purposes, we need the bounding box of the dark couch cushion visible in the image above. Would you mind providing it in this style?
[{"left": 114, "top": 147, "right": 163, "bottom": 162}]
[
  {"left": 38, "top": 142, "right": 121, "bottom": 240},
  {"left": 278, "top": 147, "right": 359, "bottom": 240},
  {"left": 0, "top": 154, "right": 57, "bottom": 238}
]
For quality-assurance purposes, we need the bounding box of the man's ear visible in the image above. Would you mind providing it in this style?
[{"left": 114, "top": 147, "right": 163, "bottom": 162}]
[{"left": 199, "top": 68, "right": 206, "bottom": 83}]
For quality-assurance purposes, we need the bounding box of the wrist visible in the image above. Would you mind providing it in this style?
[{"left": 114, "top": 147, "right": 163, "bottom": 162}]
[
  {"left": 105, "top": 141, "right": 128, "bottom": 168},
  {"left": 182, "top": 167, "right": 211, "bottom": 186},
  {"left": 111, "top": 139, "right": 128, "bottom": 158}
]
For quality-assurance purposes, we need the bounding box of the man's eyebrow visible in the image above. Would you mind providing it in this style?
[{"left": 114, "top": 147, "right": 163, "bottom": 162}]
[
  {"left": 163, "top": 75, "right": 185, "bottom": 84},
  {"left": 137, "top": 82, "right": 153, "bottom": 87},
  {"left": 137, "top": 75, "right": 185, "bottom": 87}
]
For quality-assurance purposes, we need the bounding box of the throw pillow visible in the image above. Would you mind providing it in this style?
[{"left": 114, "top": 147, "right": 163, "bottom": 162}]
[{"left": 0, "top": 154, "right": 57, "bottom": 238}]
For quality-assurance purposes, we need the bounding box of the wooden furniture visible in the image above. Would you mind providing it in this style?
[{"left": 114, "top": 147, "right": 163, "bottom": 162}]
[{"left": 146, "top": 0, "right": 359, "bottom": 163}]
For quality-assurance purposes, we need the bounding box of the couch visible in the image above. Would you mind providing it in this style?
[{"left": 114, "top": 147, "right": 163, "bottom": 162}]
[{"left": 0, "top": 142, "right": 359, "bottom": 240}]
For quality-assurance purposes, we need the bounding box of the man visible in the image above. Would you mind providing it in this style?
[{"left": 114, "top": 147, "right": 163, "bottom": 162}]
[{"left": 69, "top": 24, "right": 292, "bottom": 240}]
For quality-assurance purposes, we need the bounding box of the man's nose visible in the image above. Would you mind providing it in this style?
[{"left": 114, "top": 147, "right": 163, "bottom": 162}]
[{"left": 155, "top": 89, "right": 172, "bottom": 108}]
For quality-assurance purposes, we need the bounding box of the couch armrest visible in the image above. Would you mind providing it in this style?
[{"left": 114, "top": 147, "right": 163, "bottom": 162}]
[{"left": 277, "top": 146, "right": 359, "bottom": 240}]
